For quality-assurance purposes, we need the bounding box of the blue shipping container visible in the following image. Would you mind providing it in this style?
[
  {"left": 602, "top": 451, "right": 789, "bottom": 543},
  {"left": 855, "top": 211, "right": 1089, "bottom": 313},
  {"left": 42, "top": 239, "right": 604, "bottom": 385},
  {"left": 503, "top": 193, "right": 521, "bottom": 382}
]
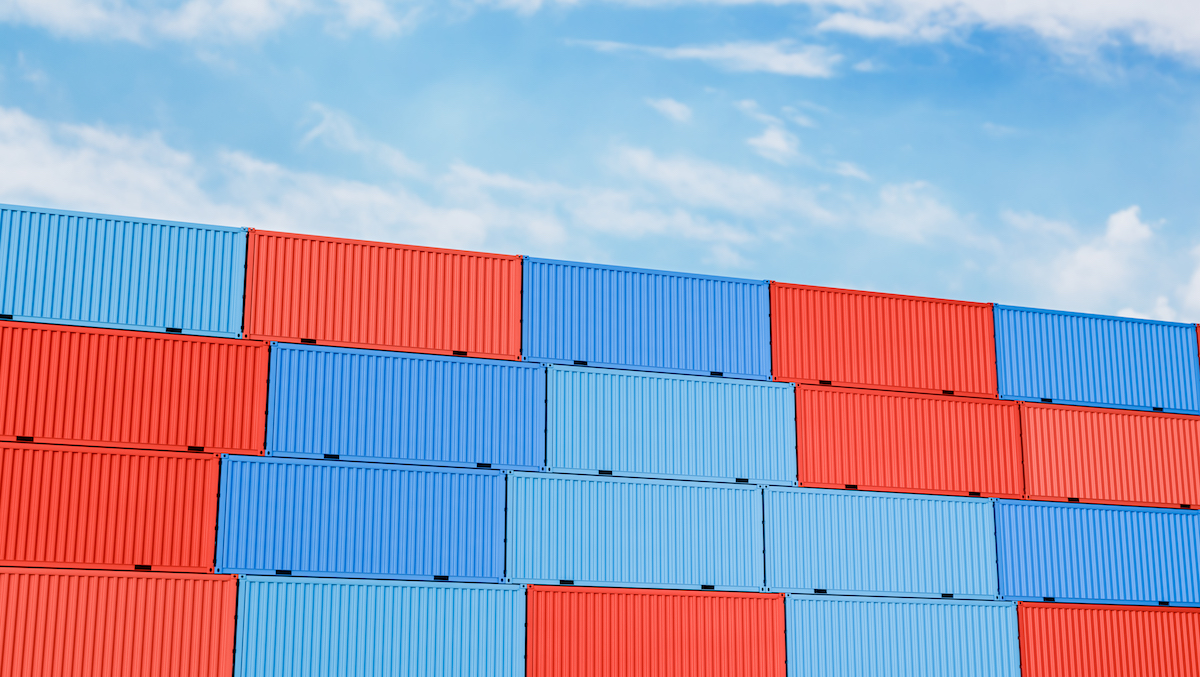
[
  {"left": 995, "top": 499, "right": 1200, "bottom": 606},
  {"left": 216, "top": 455, "right": 505, "bottom": 581},
  {"left": 994, "top": 305, "right": 1200, "bottom": 413},
  {"left": 0, "top": 203, "right": 246, "bottom": 337},
  {"left": 786, "top": 595, "right": 1020, "bottom": 677},
  {"left": 266, "top": 343, "right": 545, "bottom": 469},
  {"left": 523, "top": 257, "right": 772, "bottom": 380},
  {"left": 765, "top": 488, "right": 998, "bottom": 598},
  {"left": 546, "top": 365, "right": 795, "bottom": 484},
  {"left": 507, "top": 472, "right": 764, "bottom": 590},
  {"left": 235, "top": 577, "right": 525, "bottom": 677}
]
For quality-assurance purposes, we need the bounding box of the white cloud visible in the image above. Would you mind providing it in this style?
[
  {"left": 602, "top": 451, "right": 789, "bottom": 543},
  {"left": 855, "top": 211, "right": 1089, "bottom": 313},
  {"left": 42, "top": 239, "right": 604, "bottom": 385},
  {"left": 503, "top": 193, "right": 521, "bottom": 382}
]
[
  {"left": 833, "top": 161, "right": 870, "bottom": 180},
  {"left": 573, "top": 39, "right": 842, "bottom": 77},
  {"left": 645, "top": 97, "right": 693, "bottom": 122},
  {"left": 982, "top": 122, "right": 1021, "bottom": 138},
  {"left": 747, "top": 125, "right": 801, "bottom": 164}
]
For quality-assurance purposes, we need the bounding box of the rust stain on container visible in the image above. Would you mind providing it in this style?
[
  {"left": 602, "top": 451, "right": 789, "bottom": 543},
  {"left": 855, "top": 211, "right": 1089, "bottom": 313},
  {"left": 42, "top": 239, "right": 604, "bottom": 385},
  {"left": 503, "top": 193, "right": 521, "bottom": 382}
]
[{"left": 243, "top": 230, "right": 522, "bottom": 359}]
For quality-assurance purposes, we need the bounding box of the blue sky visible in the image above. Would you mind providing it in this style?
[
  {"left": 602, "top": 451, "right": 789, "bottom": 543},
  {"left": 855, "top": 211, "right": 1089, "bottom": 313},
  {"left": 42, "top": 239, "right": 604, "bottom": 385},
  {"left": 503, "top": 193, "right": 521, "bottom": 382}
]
[{"left": 2, "top": 1, "right": 1200, "bottom": 319}]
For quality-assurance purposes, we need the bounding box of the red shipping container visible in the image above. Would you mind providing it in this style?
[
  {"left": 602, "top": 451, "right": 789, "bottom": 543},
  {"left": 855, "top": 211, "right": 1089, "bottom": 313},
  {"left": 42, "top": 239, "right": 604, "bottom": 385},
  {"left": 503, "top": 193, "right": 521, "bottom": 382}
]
[
  {"left": 770, "top": 282, "right": 997, "bottom": 397},
  {"left": 0, "top": 568, "right": 236, "bottom": 677},
  {"left": 243, "top": 230, "right": 522, "bottom": 359},
  {"left": 527, "top": 585, "right": 786, "bottom": 677},
  {"left": 1022, "top": 402, "right": 1200, "bottom": 508},
  {"left": 797, "top": 385, "right": 1023, "bottom": 497},
  {"left": 1, "top": 442, "right": 219, "bottom": 572},
  {"left": 1019, "top": 602, "right": 1200, "bottom": 676},
  {"left": 0, "top": 321, "right": 268, "bottom": 454}
]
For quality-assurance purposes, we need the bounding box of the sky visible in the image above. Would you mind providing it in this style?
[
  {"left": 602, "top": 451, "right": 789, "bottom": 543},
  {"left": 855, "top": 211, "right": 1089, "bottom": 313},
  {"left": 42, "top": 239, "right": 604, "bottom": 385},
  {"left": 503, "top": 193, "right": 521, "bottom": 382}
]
[{"left": 2, "top": 1, "right": 1200, "bottom": 320}]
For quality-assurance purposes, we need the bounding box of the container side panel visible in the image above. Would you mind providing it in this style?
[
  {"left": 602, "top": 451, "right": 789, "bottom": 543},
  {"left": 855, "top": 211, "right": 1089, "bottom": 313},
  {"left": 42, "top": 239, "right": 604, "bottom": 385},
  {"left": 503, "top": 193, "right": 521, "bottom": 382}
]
[
  {"left": 1019, "top": 603, "right": 1200, "bottom": 676},
  {"left": 267, "top": 344, "right": 545, "bottom": 468},
  {"left": 547, "top": 365, "right": 796, "bottom": 483},
  {"left": 527, "top": 586, "right": 785, "bottom": 677},
  {"left": 235, "top": 577, "right": 524, "bottom": 677},
  {"left": 507, "top": 473, "right": 764, "bottom": 589}
]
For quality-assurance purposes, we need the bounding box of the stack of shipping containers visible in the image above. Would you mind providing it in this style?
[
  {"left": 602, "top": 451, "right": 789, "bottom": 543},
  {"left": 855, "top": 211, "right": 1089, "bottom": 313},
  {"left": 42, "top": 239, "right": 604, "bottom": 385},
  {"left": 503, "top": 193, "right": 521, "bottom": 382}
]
[{"left": 2, "top": 201, "right": 1198, "bottom": 676}]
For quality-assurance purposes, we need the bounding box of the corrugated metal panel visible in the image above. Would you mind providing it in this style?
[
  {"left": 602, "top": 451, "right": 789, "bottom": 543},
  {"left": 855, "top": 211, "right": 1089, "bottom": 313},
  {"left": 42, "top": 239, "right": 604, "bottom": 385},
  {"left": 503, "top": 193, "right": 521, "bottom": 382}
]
[
  {"left": 523, "top": 258, "right": 771, "bottom": 380},
  {"left": 267, "top": 343, "right": 545, "bottom": 469},
  {"left": 797, "top": 385, "right": 1022, "bottom": 497},
  {"left": 0, "top": 203, "right": 246, "bottom": 337},
  {"left": 547, "top": 365, "right": 795, "bottom": 484},
  {"left": 1019, "top": 602, "right": 1200, "bottom": 676},
  {"left": 235, "top": 577, "right": 524, "bottom": 677},
  {"left": 243, "top": 230, "right": 521, "bottom": 359},
  {"left": 770, "top": 283, "right": 997, "bottom": 397},
  {"left": 1022, "top": 402, "right": 1200, "bottom": 508},
  {"left": 0, "top": 568, "right": 236, "bottom": 677},
  {"left": 507, "top": 472, "right": 763, "bottom": 590},
  {"left": 786, "top": 595, "right": 1020, "bottom": 677},
  {"left": 996, "top": 500, "right": 1200, "bottom": 605},
  {"left": 0, "top": 321, "right": 268, "bottom": 454},
  {"left": 765, "top": 487, "right": 998, "bottom": 598},
  {"left": 527, "top": 586, "right": 785, "bottom": 677},
  {"left": 994, "top": 305, "right": 1200, "bottom": 413},
  {"left": 217, "top": 455, "right": 504, "bottom": 581},
  {"left": 0, "top": 442, "right": 218, "bottom": 572}
]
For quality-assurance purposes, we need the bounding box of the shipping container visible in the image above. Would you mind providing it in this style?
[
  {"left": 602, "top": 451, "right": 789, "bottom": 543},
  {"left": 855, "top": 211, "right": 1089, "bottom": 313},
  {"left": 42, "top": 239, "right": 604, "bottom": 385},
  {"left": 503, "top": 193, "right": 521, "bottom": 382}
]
[
  {"left": 1022, "top": 402, "right": 1200, "bottom": 508},
  {"left": 507, "top": 472, "right": 763, "bottom": 590},
  {"left": 235, "top": 577, "right": 525, "bottom": 677},
  {"left": 796, "top": 385, "right": 1022, "bottom": 497},
  {"left": 217, "top": 455, "right": 504, "bottom": 581},
  {"left": 994, "top": 305, "right": 1200, "bottom": 413},
  {"left": 786, "top": 596, "right": 1020, "bottom": 677},
  {"left": 1019, "top": 602, "right": 1200, "bottom": 676},
  {"left": 527, "top": 586, "right": 785, "bottom": 677},
  {"left": 523, "top": 258, "right": 771, "bottom": 379},
  {"left": 0, "top": 203, "right": 246, "bottom": 337},
  {"left": 0, "top": 321, "right": 268, "bottom": 453},
  {"left": 770, "top": 283, "right": 997, "bottom": 397},
  {"left": 765, "top": 487, "right": 998, "bottom": 598},
  {"left": 547, "top": 365, "right": 795, "bottom": 484},
  {"left": 995, "top": 500, "right": 1200, "bottom": 606},
  {"left": 0, "top": 568, "right": 236, "bottom": 677},
  {"left": 0, "top": 443, "right": 218, "bottom": 572},
  {"left": 243, "top": 230, "right": 521, "bottom": 359},
  {"left": 267, "top": 343, "right": 545, "bottom": 469}
]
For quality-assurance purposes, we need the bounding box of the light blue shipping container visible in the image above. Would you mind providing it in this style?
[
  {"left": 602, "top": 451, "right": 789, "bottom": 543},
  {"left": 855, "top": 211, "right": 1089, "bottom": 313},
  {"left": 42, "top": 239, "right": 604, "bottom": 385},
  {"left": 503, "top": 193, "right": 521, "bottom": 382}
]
[
  {"left": 216, "top": 455, "right": 504, "bottom": 581},
  {"left": 546, "top": 365, "right": 796, "bottom": 484},
  {"left": 507, "top": 472, "right": 764, "bottom": 590},
  {"left": 235, "top": 577, "right": 524, "bottom": 677},
  {"left": 995, "top": 499, "right": 1200, "bottom": 606},
  {"left": 786, "top": 595, "right": 1020, "bottom": 677},
  {"left": 765, "top": 488, "right": 998, "bottom": 598},
  {"left": 266, "top": 343, "right": 545, "bottom": 469},
  {"left": 994, "top": 304, "right": 1200, "bottom": 413},
  {"left": 523, "top": 257, "right": 772, "bottom": 380},
  {"left": 0, "top": 203, "right": 246, "bottom": 337}
]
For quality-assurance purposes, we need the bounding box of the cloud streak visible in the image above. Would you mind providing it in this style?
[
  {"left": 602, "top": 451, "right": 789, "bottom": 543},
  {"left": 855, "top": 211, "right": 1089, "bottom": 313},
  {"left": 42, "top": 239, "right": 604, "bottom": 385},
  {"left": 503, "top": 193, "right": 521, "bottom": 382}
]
[{"left": 573, "top": 39, "right": 842, "bottom": 77}]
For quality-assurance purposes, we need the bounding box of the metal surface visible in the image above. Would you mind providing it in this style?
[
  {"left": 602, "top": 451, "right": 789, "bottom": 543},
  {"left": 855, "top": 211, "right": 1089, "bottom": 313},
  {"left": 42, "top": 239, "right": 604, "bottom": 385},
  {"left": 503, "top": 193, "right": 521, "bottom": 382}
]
[
  {"left": 507, "top": 472, "right": 764, "bottom": 590},
  {"left": 1019, "top": 602, "right": 1200, "bottom": 676},
  {"left": 0, "top": 202, "right": 246, "bottom": 337},
  {"left": 217, "top": 455, "right": 505, "bottom": 581},
  {"left": 995, "top": 500, "right": 1200, "bottom": 605},
  {"left": 0, "top": 442, "right": 218, "bottom": 572},
  {"left": 770, "top": 283, "right": 997, "bottom": 397},
  {"left": 527, "top": 586, "right": 785, "bottom": 677},
  {"left": 244, "top": 230, "right": 522, "bottom": 359},
  {"left": 765, "top": 487, "right": 998, "bottom": 598},
  {"left": 235, "top": 577, "right": 525, "bottom": 677},
  {"left": 523, "top": 257, "right": 771, "bottom": 379},
  {"left": 1022, "top": 402, "right": 1200, "bottom": 508},
  {"left": 0, "top": 321, "right": 268, "bottom": 453},
  {"left": 994, "top": 305, "right": 1200, "bottom": 413},
  {"left": 267, "top": 343, "right": 545, "bottom": 469},
  {"left": 796, "top": 385, "right": 1022, "bottom": 497},
  {"left": 0, "top": 568, "right": 237, "bottom": 677},
  {"left": 547, "top": 364, "right": 795, "bottom": 484},
  {"left": 786, "top": 595, "right": 1020, "bottom": 677}
]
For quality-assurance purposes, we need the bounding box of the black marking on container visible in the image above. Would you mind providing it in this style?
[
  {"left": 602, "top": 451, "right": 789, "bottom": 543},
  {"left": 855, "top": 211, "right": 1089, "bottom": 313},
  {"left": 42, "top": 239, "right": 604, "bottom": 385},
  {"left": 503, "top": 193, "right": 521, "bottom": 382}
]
[
  {"left": 188, "top": 446, "right": 205, "bottom": 452},
  {"left": 573, "top": 360, "right": 588, "bottom": 366},
  {"left": 845, "top": 484, "right": 858, "bottom": 490},
  {"left": 969, "top": 492, "right": 982, "bottom": 497},
  {"left": 453, "top": 351, "right": 468, "bottom": 356},
  {"left": 819, "top": 380, "right": 832, "bottom": 385},
  {"left": 300, "top": 338, "right": 317, "bottom": 344},
  {"left": 1068, "top": 497, "right": 1080, "bottom": 503},
  {"left": 736, "top": 478, "right": 749, "bottom": 484},
  {"left": 559, "top": 580, "right": 574, "bottom": 585},
  {"left": 324, "top": 454, "right": 340, "bottom": 460},
  {"left": 711, "top": 371, "right": 724, "bottom": 377},
  {"left": 701, "top": 585, "right": 715, "bottom": 590},
  {"left": 941, "top": 593, "right": 954, "bottom": 599},
  {"left": 942, "top": 390, "right": 954, "bottom": 395},
  {"left": 1153, "top": 407, "right": 1164, "bottom": 412},
  {"left": 598, "top": 470, "right": 612, "bottom": 476},
  {"left": 1160, "top": 601, "right": 1171, "bottom": 606},
  {"left": 434, "top": 575, "right": 450, "bottom": 581},
  {"left": 134, "top": 564, "right": 152, "bottom": 571},
  {"left": 275, "top": 570, "right": 292, "bottom": 576},
  {"left": 166, "top": 328, "right": 182, "bottom": 333},
  {"left": 814, "top": 589, "right": 827, "bottom": 594},
  {"left": 477, "top": 462, "right": 492, "bottom": 469},
  {"left": 0, "top": 314, "right": 12, "bottom": 320},
  {"left": 1043, "top": 597, "right": 1055, "bottom": 602},
  {"left": 1041, "top": 398, "right": 1053, "bottom": 403},
  {"left": 16, "top": 436, "right": 33, "bottom": 442}
]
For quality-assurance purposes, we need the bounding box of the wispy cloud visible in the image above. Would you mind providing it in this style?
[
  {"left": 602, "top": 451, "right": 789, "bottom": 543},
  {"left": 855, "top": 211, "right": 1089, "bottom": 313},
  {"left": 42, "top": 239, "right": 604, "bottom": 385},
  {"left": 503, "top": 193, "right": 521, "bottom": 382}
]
[
  {"left": 645, "top": 97, "right": 693, "bottom": 122},
  {"left": 573, "top": 39, "right": 842, "bottom": 77}
]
